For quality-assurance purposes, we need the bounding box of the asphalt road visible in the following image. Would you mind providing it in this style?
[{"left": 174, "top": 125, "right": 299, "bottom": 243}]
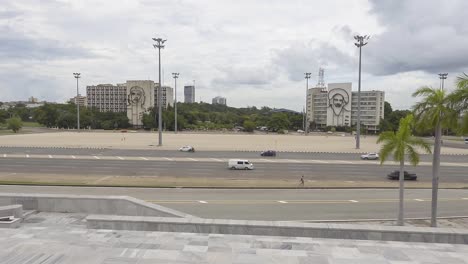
[
  {"left": 0, "top": 157, "right": 467, "bottom": 183},
  {"left": 0, "top": 185, "right": 467, "bottom": 221},
  {"left": 0, "top": 147, "right": 467, "bottom": 162}
]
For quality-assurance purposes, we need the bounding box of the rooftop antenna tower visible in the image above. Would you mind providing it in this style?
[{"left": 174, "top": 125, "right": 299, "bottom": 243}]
[{"left": 317, "top": 67, "right": 325, "bottom": 88}]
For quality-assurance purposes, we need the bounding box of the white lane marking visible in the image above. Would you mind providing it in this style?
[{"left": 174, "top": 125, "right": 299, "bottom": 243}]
[
  {"left": 2, "top": 154, "right": 5, "bottom": 158},
  {"left": 345, "top": 181, "right": 355, "bottom": 183},
  {"left": 310, "top": 160, "right": 329, "bottom": 163},
  {"left": 94, "top": 156, "right": 100, "bottom": 160},
  {"left": 48, "top": 155, "right": 53, "bottom": 159},
  {"left": 288, "top": 159, "right": 300, "bottom": 163},
  {"left": 337, "top": 160, "right": 353, "bottom": 164},
  {"left": 278, "top": 200, "right": 288, "bottom": 204},
  {"left": 414, "top": 199, "right": 425, "bottom": 202},
  {"left": 349, "top": 200, "right": 359, "bottom": 203},
  {"left": 26, "top": 154, "right": 30, "bottom": 158},
  {"left": 117, "top": 156, "right": 124, "bottom": 160},
  {"left": 140, "top": 157, "right": 148, "bottom": 160},
  {"left": 188, "top": 158, "right": 198, "bottom": 161},
  {"left": 210, "top": 158, "right": 223, "bottom": 162},
  {"left": 164, "top": 157, "right": 174, "bottom": 161},
  {"left": 71, "top": 155, "right": 76, "bottom": 159},
  {"left": 463, "top": 198, "right": 468, "bottom": 200},
  {"left": 260, "top": 159, "right": 274, "bottom": 162},
  {"left": 198, "top": 200, "right": 207, "bottom": 204}
]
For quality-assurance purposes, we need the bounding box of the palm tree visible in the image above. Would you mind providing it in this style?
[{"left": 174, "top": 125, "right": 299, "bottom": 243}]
[
  {"left": 450, "top": 73, "right": 468, "bottom": 133},
  {"left": 377, "top": 114, "right": 431, "bottom": 226},
  {"left": 412, "top": 87, "right": 459, "bottom": 227}
]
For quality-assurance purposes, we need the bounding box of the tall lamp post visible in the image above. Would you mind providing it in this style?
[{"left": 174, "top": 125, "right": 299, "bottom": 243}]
[
  {"left": 304, "top": 72, "right": 311, "bottom": 134},
  {"left": 73, "top": 72, "right": 81, "bottom": 131},
  {"left": 438, "top": 73, "right": 448, "bottom": 90},
  {"left": 153, "top": 37, "right": 166, "bottom": 146},
  {"left": 354, "top": 35, "right": 370, "bottom": 149},
  {"left": 172, "top": 72, "right": 179, "bottom": 133}
]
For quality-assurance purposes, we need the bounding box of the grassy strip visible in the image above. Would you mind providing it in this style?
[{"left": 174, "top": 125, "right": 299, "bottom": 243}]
[{"left": 0, "top": 174, "right": 466, "bottom": 189}]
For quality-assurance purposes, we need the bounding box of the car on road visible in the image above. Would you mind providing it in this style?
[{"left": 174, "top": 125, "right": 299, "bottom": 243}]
[
  {"left": 465, "top": 138, "right": 468, "bottom": 144},
  {"left": 260, "top": 150, "right": 276, "bottom": 157},
  {"left": 228, "top": 159, "right": 254, "bottom": 170},
  {"left": 179, "top": 146, "right": 195, "bottom": 152},
  {"left": 387, "top": 171, "right": 417, "bottom": 181},
  {"left": 360, "top": 152, "right": 379, "bottom": 160}
]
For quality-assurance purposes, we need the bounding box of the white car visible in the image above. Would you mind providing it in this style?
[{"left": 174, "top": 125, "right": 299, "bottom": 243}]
[
  {"left": 179, "top": 146, "right": 195, "bottom": 152},
  {"left": 361, "top": 152, "right": 379, "bottom": 160},
  {"left": 228, "top": 159, "right": 254, "bottom": 170}
]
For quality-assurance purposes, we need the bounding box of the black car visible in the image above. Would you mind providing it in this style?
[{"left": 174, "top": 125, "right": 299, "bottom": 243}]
[
  {"left": 387, "top": 171, "right": 417, "bottom": 181},
  {"left": 260, "top": 150, "right": 277, "bottom": 157}
]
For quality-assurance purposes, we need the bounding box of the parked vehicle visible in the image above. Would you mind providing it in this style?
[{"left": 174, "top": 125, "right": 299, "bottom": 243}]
[
  {"left": 464, "top": 138, "right": 468, "bottom": 144},
  {"left": 360, "top": 152, "right": 379, "bottom": 160},
  {"left": 387, "top": 171, "right": 417, "bottom": 181},
  {"left": 260, "top": 150, "right": 276, "bottom": 157},
  {"left": 228, "top": 159, "right": 254, "bottom": 170},
  {"left": 179, "top": 146, "right": 195, "bottom": 152}
]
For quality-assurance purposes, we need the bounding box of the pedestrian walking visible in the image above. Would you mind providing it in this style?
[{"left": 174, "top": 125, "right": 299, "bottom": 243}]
[{"left": 299, "top": 175, "right": 305, "bottom": 187}]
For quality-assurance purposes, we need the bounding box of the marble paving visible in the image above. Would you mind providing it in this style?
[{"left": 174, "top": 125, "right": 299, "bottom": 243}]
[{"left": 0, "top": 212, "right": 467, "bottom": 264}]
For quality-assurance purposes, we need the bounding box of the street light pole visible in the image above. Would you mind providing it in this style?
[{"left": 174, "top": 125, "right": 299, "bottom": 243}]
[
  {"left": 172, "top": 72, "right": 179, "bottom": 133},
  {"left": 73, "top": 73, "right": 81, "bottom": 131},
  {"left": 304, "top": 72, "right": 311, "bottom": 134},
  {"left": 354, "top": 35, "right": 369, "bottom": 149},
  {"left": 438, "top": 73, "right": 448, "bottom": 90},
  {"left": 153, "top": 37, "right": 166, "bottom": 146}
]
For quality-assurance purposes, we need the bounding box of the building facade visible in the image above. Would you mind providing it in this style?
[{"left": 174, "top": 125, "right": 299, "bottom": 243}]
[
  {"left": 212, "top": 96, "right": 226, "bottom": 105},
  {"left": 86, "top": 84, "right": 127, "bottom": 112},
  {"left": 86, "top": 80, "right": 174, "bottom": 127},
  {"left": 69, "top": 95, "right": 88, "bottom": 107},
  {"left": 306, "top": 82, "right": 384, "bottom": 132},
  {"left": 184, "top": 85, "right": 195, "bottom": 103}
]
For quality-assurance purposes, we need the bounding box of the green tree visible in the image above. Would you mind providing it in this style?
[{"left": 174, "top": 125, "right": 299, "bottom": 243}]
[
  {"left": 450, "top": 73, "right": 468, "bottom": 134},
  {"left": 243, "top": 120, "right": 255, "bottom": 132},
  {"left": 267, "top": 113, "right": 290, "bottom": 132},
  {"left": 7, "top": 117, "right": 23, "bottom": 133},
  {"left": 412, "top": 87, "right": 459, "bottom": 227},
  {"left": 377, "top": 114, "right": 431, "bottom": 226}
]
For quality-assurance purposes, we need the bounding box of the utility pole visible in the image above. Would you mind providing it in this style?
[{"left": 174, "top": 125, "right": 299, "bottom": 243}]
[
  {"left": 172, "top": 72, "right": 179, "bottom": 133},
  {"left": 354, "top": 35, "right": 370, "bottom": 149},
  {"left": 152, "top": 37, "right": 166, "bottom": 146},
  {"left": 438, "top": 73, "right": 448, "bottom": 90},
  {"left": 304, "top": 72, "right": 311, "bottom": 134},
  {"left": 73, "top": 73, "right": 81, "bottom": 131}
]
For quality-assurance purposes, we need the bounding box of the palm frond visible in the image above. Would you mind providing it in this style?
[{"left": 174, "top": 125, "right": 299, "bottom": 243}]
[
  {"left": 456, "top": 73, "right": 468, "bottom": 89},
  {"left": 405, "top": 145, "right": 420, "bottom": 166},
  {"left": 406, "top": 137, "right": 432, "bottom": 154}
]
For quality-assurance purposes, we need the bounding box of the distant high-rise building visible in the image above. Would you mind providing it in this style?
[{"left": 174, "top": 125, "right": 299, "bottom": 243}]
[
  {"left": 184, "top": 85, "right": 195, "bottom": 103},
  {"left": 69, "top": 95, "right": 88, "bottom": 107},
  {"left": 212, "top": 96, "right": 226, "bottom": 105}
]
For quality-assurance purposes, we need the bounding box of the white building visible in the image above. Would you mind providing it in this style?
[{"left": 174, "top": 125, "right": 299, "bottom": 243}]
[
  {"left": 86, "top": 80, "right": 174, "bottom": 127},
  {"left": 306, "top": 82, "right": 384, "bottom": 133},
  {"left": 212, "top": 96, "right": 226, "bottom": 105},
  {"left": 69, "top": 95, "right": 88, "bottom": 107}
]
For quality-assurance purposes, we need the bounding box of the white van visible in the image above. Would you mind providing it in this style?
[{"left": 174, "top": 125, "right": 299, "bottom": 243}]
[{"left": 228, "top": 159, "right": 254, "bottom": 170}]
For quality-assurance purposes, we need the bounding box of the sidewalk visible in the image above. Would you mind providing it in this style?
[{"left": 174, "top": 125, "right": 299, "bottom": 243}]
[{"left": 1, "top": 131, "right": 467, "bottom": 154}]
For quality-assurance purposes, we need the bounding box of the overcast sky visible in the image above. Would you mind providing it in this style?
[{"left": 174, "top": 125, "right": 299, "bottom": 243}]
[{"left": 1, "top": 0, "right": 467, "bottom": 110}]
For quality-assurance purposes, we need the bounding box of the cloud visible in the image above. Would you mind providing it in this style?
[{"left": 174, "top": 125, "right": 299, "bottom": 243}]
[{"left": 365, "top": 0, "right": 468, "bottom": 75}]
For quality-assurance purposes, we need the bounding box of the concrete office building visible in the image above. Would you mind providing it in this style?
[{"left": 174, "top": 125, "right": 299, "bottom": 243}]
[
  {"left": 212, "top": 96, "right": 226, "bottom": 105},
  {"left": 87, "top": 84, "right": 127, "bottom": 112},
  {"left": 86, "top": 80, "right": 174, "bottom": 127},
  {"left": 184, "top": 85, "right": 195, "bottom": 103},
  {"left": 306, "top": 82, "right": 384, "bottom": 133}
]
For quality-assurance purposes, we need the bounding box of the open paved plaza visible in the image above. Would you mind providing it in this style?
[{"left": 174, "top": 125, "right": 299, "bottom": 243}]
[
  {"left": 0, "top": 131, "right": 467, "bottom": 154},
  {"left": 1, "top": 212, "right": 467, "bottom": 264}
]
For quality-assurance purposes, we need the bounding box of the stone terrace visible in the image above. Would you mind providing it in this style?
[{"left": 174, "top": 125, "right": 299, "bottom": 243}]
[{"left": 0, "top": 212, "right": 467, "bottom": 264}]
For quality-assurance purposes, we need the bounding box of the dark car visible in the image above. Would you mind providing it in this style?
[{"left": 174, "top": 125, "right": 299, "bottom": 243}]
[
  {"left": 387, "top": 171, "right": 417, "bottom": 181},
  {"left": 260, "top": 150, "right": 277, "bottom": 157}
]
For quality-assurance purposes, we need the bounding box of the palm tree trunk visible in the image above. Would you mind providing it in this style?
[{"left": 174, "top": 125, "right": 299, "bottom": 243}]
[
  {"left": 431, "top": 121, "right": 442, "bottom": 227},
  {"left": 397, "top": 159, "right": 405, "bottom": 226}
]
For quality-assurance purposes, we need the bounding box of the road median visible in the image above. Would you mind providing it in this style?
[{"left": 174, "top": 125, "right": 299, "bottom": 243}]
[{"left": 0, "top": 173, "right": 467, "bottom": 189}]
